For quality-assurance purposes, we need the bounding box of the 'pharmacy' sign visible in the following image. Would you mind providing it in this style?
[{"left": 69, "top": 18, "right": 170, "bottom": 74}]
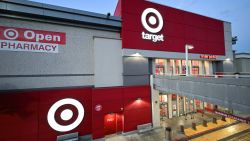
[{"left": 0, "top": 26, "right": 66, "bottom": 53}]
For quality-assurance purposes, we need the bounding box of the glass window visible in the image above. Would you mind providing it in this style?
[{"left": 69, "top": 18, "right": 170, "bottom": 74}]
[
  {"left": 155, "top": 59, "right": 165, "bottom": 75},
  {"left": 192, "top": 60, "right": 200, "bottom": 75}
]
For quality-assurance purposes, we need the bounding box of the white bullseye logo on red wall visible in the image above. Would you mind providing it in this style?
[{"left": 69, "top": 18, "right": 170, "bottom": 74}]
[
  {"left": 0, "top": 26, "right": 66, "bottom": 53},
  {"left": 4, "top": 28, "right": 19, "bottom": 40},
  {"left": 141, "top": 8, "right": 164, "bottom": 42},
  {"left": 47, "top": 98, "right": 84, "bottom": 132}
]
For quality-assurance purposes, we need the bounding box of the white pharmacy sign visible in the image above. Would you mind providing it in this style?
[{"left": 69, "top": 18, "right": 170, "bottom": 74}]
[
  {"left": 0, "top": 26, "right": 66, "bottom": 53},
  {"left": 0, "top": 40, "right": 58, "bottom": 53}
]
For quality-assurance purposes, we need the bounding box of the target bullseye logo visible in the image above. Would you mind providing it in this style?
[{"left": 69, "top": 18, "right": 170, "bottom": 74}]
[
  {"left": 141, "top": 8, "right": 163, "bottom": 33},
  {"left": 4, "top": 28, "right": 19, "bottom": 40},
  {"left": 47, "top": 98, "right": 84, "bottom": 132},
  {"left": 141, "top": 8, "right": 164, "bottom": 42}
]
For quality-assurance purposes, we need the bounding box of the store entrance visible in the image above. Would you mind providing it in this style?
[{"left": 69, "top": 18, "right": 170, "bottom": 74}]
[
  {"left": 104, "top": 113, "right": 123, "bottom": 136},
  {"left": 159, "top": 94, "right": 168, "bottom": 120}
]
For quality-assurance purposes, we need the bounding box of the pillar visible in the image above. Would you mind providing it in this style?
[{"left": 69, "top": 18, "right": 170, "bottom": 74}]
[
  {"left": 172, "top": 60, "right": 176, "bottom": 75},
  {"left": 183, "top": 96, "right": 186, "bottom": 114},
  {"left": 179, "top": 60, "right": 183, "bottom": 75},
  {"left": 150, "top": 75, "right": 161, "bottom": 128},
  {"left": 168, "top": 94, "right": 173, "bottom": 119},
  {"left": 177, "top": 95, "right": 180, "bottom": 117},
  {"left": 165, "top": 59, "right": 170, "bottom": 75},
  {"left": 209, "top": 61, "right": 213, "bottom": 75},
  {"left": 193, "top": 99, "right": 197, "bottom": 112},
  {"left": 189, "top": 60, "right": 192, "bottom": 75},
  {"left": 199, "top": 61, "right": 205, "bottom": 75}
]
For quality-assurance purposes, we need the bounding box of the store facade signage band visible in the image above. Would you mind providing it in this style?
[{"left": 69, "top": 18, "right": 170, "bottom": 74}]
[
  {"left": 200, "top": 54, "right": 217, "bottom": 60},
  {"left": 0, "top": 26, "right": 66, "bottom": 53},
  {"left": 121, "top": 0, "right": 226, "bottom": 55}
]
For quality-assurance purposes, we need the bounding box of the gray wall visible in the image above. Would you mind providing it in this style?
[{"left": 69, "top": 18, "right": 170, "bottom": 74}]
[
  {"left": 123, "top": 56, "right": 150, "bottom": 86},
  {"left": 0, "top": 17, "right": 120, "bottom": 90},
  {"left": 235, "top": 58, "right": 250, "bottom": 72},
  {"left": 222, "top": 22, "right": 234, "bottom": 72}
]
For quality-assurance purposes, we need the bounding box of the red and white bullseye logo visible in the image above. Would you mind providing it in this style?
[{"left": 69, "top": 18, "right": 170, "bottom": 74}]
[
  {"left": 47, "top": 98, "right": 84, "bottom": 132},
  {"left": 3, "top": 28, "right": 19, "bottom": 40},
  {"left": 141, "top": 8, "right": 163, "bottom": 33},
  {"left": 95, "top": 104, "right": 102, "bottom": 112}
]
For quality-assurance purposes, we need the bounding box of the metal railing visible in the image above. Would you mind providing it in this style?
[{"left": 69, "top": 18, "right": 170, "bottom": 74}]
[{"left": 155, "top": 72, "right": 250, "bottom": 79}]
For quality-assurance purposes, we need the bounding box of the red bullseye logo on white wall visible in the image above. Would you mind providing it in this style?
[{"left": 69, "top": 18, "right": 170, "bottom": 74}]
[
  {"left": 3, "top": 28, "right": 19, "bottom": 40},
  {"left": 47, "top": 98, "right": 84, "bottom": 132},
  {"left": 141, "top": 8, "right": 164, "bottom": 42}
]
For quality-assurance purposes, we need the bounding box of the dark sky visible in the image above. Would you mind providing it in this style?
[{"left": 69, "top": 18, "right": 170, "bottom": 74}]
[{"left": 31, "top": 0, "right": 250, "bottom": 53}]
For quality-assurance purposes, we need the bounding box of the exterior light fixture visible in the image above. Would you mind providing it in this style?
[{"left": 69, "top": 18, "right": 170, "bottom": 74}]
[
  {"left": 136, "top": 97, "right": 142, "bottom": 101},
  {"left": 185, "top": 44, "right": 194, "bottom": 76},
  {"left": 225, "top": 58, "right": 231, "bottom": 61},
  {"left": 132, "top": 52, "right": 142, "bottom": 57},
  {"left": 107, "top": 13, "right": 111, "bottom": 18}
]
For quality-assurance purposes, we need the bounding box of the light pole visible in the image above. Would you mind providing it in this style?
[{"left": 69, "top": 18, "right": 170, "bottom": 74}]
[{"left": 185, "top": 44, "right": 194, "bottom": 76}]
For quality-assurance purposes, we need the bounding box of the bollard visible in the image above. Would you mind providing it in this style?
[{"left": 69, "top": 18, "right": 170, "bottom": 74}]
[
  {"left": 235, "top": 74, "right": 239, "bottom": 79},
  {"left": 180, "top": 125, "right": 185, "bottom": 133},
  {"left": 192, "top": 123, "right": 196, "bottom": 130},
  {"left": 213, "top": 118, "right": 217, "bottom": 124},
  {"left": 222, "top": 116, "right": 226, "bottom": 122},
  {"left": 203, "top": 120, "right": 207, "bottom": 127},
  {"left": 165, "top": 127, "right": 172, "bottom": 141}
]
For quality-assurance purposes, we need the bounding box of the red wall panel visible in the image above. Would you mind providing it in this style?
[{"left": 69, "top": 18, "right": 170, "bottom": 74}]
[
  {"left": 124, "top": 97, "right": 151, "bottom": 111},
  {"left": 123, "top": 85, "right": 151, "bottom": 99},
  {"left": 0, "top": 92, "right": 39, "bottom": 141},
  {"left": 38, "top": 88, "right": 92, "bottom": 141},
  {"left": 0, "top": 85, "right": 152, "bottom": 140},
  {"left": 0, "top": 88, "right": 92, "bottom": 141},
  {"left": 123, "top": 85, "right": 152, "bottom": 132},
  {"left": 92, "top": 85, "right": 152, "bottom": 139},
  {"left": 120, "top": 0, "right": 225, "bottom": 55},
  {"left": 92, "top": 87, "right": 123, "bottom": 139}
]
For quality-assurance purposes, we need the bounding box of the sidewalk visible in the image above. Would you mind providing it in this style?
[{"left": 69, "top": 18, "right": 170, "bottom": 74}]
[
  {"left": 105, "top": 128, "right": 168, "bottom": 141},
  {"left": 105, "top": 112, "right": 224, "bottom": 141},
  {"left": 161, "top": 112, "right": 222, "bottom": 139}
]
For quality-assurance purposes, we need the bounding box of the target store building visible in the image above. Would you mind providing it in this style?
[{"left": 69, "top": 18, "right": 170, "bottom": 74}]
[{"left": 0, "top": 0, "right": 234, "bottom": 140}]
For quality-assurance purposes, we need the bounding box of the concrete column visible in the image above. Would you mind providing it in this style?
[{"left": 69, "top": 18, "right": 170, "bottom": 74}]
[
  {"left": 179, "top": 60, "right": 183, "bottom": 75},
  {"left": 177, "top": 95, "right": 180, "bottom": 116},
  {"left": 199, "top": 61, "right": 205, "bottom": 75},
  {"left": 172, "top": 60, "right": 176, "bottom": 75},
  {"left": 209, "top": 61, "right": 213, "bottom": 75},
  {"left": 189, "top": 60, "right": 192, "bottom": 75},
  {"left": 168, "top": 94, "right": 173, "bottom": 118},
  {"left": 150, "top": 75, "right": 161, "bottom": 128},
  {"left": 152, "top": 59, "right": 156, "bottom": 75},
  {"left": 193, "top": 99, "right": 197, "bottom": 112},
  {"left": 165, "top": 59, "right": 171, "bottom": 75},
  {"left": 164, "top": 59, "right": 168, "bottom": 75},
  {"left": 183, "top": 96, "right": 186, "bottom": 114}
]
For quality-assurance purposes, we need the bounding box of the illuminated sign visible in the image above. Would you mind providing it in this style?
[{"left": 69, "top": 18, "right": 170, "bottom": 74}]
[
  {"left": 0, "top": 26, "right": 66, "bottom": 53},
  {"left": 141, "top": 8, "right": 164, "bottom": 42},
  {"left": 215, "top": 110, "right": 250, "bottom": 124},
  {"left": 47, "top": 98, "right": 85, "bottom": 132},
  {"left": 200, "top": 54, "right": 217, "bottom": 60}
]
